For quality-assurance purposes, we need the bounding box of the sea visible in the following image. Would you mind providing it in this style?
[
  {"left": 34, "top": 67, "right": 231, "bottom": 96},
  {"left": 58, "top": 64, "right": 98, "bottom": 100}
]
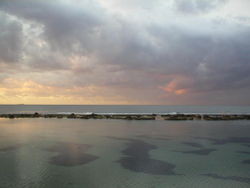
[
  {"left": 0, "top": 105, "right": 249, "bottom": 188},
  {"left": 0, "top": 105, "right": 250, "bottom": 114}
]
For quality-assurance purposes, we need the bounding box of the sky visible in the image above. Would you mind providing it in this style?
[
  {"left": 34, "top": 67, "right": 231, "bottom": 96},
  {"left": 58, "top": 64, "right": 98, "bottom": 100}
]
[{"left": 0, "top": 0, "right": 250, "bottom": 105}]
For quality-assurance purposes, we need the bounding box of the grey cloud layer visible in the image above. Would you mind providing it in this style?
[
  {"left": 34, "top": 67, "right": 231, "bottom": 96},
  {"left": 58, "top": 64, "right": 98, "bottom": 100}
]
[
  {"left": 175, "top": 0, "right": 227, "bottom": 14},
  {"left": 0, "top": 0, "right": 250, "bottom": 104},
  {"left": 0, "top": 12, "right": 23, "bottom": 64}
]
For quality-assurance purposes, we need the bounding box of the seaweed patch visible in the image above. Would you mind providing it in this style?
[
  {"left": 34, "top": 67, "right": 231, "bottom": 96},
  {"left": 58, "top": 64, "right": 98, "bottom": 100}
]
[
  {"left": 175, "top": 148, "right": 216, "bottom": 155},
  {"left": 237, "top": 151, "right": 250, "bottom": 154},
  {"left": 109, "top": 137, "right": 177, "bottom": 175},
  {"left": 0, "top": 144, "right": 22, "bottom": 152},
  {"left": 174, "top": 141, "right": 216, "bottom": 156},
  {"left": 136, "top": 135, "right": 170, "bottom": 141},
  {"left": 182, "top": 142, "right": 204, "bottom": 148},
  {"left": 202, "top": 173, "right": 250, "bottom": 184},
  {"left": 193, "top": 137, "right": 250, "bottom": 145},
  {"left": 242, "top": 159, "right": 250, "bottom": 164}
]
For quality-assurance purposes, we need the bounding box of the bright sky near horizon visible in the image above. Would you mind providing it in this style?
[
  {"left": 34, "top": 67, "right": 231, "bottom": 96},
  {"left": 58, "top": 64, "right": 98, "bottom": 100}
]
[{"left": 0, "top": 0, "right": 250, "bottom": 105}]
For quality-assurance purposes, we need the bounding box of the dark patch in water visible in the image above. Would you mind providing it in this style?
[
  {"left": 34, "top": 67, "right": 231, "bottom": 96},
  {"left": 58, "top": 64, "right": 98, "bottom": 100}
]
[
  {"left": 118, "top": 157, "right": 176, "bottom": 175},
  {"left": 192, "top": 137, "right": 228, "bottom": 145},
  {"left": 175, "top": 148, "right": 216, "bottom": 155},
  {"left": 45, "top": 142, "right": 98, "bottom": 166},
  {"left": 176, "top": 141, "right": 216, "bottom": 155},
  {"left": 0, "top": 144, "right": 22, "bottom": 152},
  {"left": 182, "top": 142, "right": 203, "bottom": 148},
  {"left": 227, "top": 137, "right": 250, "bottom": 144},
  {"left": 122, "top": 140, "right": 157, "bottom": 159},
  {"left": 194, "top": 136, "right": 250, "bottom": 145},
  {"left": 237, "top": 151, "right": 250, "bottom": 154},
  {"left": 237, "top": 148, "right": 250, "bottom": 164},
  {"left": 106, "top": 136, "right": 136, "bottom": 142},
  {"left": 151, "top": 137, "right": 170, "bottom": 141},
  {"left": 136, "top": 135, "right": 170, "bottom": 141},
  {"left": 242, "top": 159, "right": 250, "bottom": 164},
  {"left": 109, "top": 137, "right": 177, "bottom": 175},
  {"left": 202, "top": 173, "right": 250, "bottom": 184}
]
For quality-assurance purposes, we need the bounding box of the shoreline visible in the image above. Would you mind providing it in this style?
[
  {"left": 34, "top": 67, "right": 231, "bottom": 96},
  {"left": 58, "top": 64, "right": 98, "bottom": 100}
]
[{"left": 1, "top": 112, "right": 250, "bottom": 120}]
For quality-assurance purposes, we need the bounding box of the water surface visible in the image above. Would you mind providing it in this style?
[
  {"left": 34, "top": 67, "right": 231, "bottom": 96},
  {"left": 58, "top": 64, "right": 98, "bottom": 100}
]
[
  {"left": 0, "top": 118, "right": 249, "bottom": 188},
  {"left": 1, "top": 105, "right": 250, "bottom": 114}
]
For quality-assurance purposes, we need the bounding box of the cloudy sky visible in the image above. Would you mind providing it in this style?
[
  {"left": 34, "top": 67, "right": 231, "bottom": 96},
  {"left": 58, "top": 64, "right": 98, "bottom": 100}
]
[{"left": 0, "top": 0, "right": 250, "bottom": 105}]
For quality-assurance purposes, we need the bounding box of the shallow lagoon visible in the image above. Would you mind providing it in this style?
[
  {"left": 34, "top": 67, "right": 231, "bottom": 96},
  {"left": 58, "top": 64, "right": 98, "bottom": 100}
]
[{"left": 0, "top": 118, "right": 249, "bottom": 188}]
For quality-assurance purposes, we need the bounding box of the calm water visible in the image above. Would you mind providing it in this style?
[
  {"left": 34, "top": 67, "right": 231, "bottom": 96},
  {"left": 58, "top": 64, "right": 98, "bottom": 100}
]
[
  {"left": 0, "top": 118, "right": 249, "bottom": 188},
  {"left": 1, "top": 105, "right": 250, "bottom": 114}
]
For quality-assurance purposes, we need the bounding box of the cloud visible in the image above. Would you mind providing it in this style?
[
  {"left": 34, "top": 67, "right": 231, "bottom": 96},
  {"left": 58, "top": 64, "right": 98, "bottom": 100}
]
[
  {"left": 0, "top": 12, "right": 23, "bottom": 64},
  {"left": 175, "top": 0, "right": 227, "bottom": 14},
  {"left": 0, "top": 0, "right": 250, "bottom": 104},
  {"left": 0, "top": 0, "right": 103, "bottom": 52}
]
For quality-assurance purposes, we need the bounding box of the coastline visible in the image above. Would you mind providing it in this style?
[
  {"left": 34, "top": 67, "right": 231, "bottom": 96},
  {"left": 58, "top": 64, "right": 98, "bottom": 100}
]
[{"left": 1, "top": 112, "right": 250, "bottom": 120}]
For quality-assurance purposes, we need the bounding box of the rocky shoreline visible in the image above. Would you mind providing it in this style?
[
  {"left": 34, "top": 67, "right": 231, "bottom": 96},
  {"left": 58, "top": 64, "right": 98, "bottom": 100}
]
[{"left": 1, "top": 113, "right": 250, "bottom": 120}]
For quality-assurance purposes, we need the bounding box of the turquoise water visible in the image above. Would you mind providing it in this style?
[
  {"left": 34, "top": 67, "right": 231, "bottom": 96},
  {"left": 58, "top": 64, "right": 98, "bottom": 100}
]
[{"left": 0, "top": 118, "right": 249, "bottom": 188}]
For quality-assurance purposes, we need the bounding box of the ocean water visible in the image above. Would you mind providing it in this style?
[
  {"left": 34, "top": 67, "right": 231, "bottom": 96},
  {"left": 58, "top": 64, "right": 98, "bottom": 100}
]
[
  {"left": 0, "top": 118, "right": 249, "bottom": 188},
  {"left": 0, "top": 105, "right": 250, "bottom": 114}
]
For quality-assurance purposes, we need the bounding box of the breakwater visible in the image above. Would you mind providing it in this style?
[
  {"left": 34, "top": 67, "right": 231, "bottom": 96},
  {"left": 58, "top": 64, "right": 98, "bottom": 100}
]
[{"left": 1, "top": 112, "right": 250, "bottom": 120}]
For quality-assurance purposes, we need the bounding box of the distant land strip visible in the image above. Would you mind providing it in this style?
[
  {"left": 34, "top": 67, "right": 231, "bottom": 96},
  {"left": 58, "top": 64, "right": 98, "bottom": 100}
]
[{"left": 1, "top": 113, "right": 250, "bottom": 120}]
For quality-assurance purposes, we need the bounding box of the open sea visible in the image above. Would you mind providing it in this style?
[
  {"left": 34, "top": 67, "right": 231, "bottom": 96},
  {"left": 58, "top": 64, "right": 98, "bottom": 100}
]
[
  {"left": 1, "top": 105, "right": 250, "bottom": 114},
  {"left": 0, "top": 105, "right": 250, "bottom": 188}
]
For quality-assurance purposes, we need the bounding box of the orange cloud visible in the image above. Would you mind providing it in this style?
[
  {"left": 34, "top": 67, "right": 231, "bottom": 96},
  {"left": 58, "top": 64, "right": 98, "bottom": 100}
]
[
  {"left": 174, "top": 89, "right": 188, "bottom": 95},
  {"left": 160, "top": 75, "right": 191, "bottom": 95}
]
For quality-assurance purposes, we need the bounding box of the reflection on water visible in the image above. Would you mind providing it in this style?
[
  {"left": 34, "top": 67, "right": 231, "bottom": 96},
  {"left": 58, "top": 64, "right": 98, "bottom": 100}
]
[
  {"left": 45, "top": 142, "right": 99, "bottom": 166},
  {"left": 0, "top": 118, "right": 249, "bottom": 188}
]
